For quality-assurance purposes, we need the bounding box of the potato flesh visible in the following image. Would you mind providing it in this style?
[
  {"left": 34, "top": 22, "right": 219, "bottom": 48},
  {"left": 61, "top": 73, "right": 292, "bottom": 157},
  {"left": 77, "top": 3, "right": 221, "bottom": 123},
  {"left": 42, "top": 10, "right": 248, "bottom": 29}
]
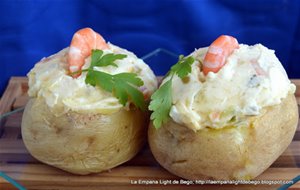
[{"left": 22, "top": 98, "right": 148, "bottom": 174}]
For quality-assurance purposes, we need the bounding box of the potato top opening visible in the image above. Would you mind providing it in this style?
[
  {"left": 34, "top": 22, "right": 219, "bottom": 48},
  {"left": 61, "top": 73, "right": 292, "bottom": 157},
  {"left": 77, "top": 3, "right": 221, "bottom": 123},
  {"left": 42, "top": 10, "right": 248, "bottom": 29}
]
[
  {"left": 27, "top": 43, "right": 157, "bottom": 115},
  {"left": 164, "top": 44, "right": 295, "bottom": 131}
]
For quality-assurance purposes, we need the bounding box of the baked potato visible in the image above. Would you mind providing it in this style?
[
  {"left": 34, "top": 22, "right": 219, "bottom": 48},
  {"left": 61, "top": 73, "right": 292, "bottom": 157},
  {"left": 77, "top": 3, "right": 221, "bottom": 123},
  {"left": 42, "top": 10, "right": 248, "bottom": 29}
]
[
  {"left": 22, "top": 97, "right": 148, "bottom": 175},
  {"left": 148, "top": 35, "right": 298, "bottom": 180},
  {"left": 22, "top": 28, "right": 157, "bottom": 174},
  {"left": 149, "top": 94, "right": 298, "bottom": 180}
]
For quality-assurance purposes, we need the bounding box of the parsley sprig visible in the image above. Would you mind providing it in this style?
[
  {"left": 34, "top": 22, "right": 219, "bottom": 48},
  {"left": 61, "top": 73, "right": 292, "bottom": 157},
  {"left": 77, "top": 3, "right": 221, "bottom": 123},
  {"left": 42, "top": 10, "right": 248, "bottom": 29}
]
[
  {"left": 72, "top": 49, "right": 146, "bottom": 111},
  {"left": 149, "top": 55, "right": 194, "bottom": 129},
  {"left": 90, "top": 49, "right": 127, "bottom": 67}
]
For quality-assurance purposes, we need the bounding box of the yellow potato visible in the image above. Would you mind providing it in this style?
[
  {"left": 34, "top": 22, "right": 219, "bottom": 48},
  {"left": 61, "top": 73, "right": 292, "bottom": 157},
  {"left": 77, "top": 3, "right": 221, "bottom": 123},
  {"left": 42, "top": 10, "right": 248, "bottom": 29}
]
[
  {"left": 148, "top": 94, "right": 298, "bottom": 180},
  {"left": 22, "top": 97, "right": 148, "bottom": 175}
]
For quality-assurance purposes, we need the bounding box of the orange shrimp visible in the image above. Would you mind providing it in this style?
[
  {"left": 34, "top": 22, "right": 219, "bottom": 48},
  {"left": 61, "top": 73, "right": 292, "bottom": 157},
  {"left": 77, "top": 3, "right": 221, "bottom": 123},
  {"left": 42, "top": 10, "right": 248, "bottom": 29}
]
[
  {"left": 68, "top": 28, "right": 109, "bottom": 77},
  {"left": 203, "top": 35, "right": 239, "bottom": 75}
]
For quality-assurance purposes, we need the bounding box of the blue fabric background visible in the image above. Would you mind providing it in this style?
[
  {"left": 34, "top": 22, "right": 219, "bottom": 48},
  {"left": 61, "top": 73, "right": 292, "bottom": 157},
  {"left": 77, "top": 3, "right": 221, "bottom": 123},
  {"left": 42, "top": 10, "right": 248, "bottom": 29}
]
[{"left": 1, "top": 0, "right": 300, "bottom": 96}]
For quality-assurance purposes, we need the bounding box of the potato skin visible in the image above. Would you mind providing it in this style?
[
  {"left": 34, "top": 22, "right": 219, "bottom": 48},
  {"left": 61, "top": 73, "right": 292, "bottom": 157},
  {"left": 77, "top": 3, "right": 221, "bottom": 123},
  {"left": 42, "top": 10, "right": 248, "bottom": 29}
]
[
  {"left": 148, "top": 94, "right": 298, "bottom": 180},
  {"left": 22, "top": 98, "right": 148, "bottom": 175}
]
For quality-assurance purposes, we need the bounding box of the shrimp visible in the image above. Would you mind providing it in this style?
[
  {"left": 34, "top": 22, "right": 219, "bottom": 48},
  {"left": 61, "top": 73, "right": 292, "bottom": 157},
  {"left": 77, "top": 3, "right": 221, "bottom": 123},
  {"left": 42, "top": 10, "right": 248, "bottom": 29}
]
[
  {"left": 68, "top": 28, "right": 109, "bottom": 76},
  {"left": 203, "top": 35, "right": 239, "bottom": 75}
]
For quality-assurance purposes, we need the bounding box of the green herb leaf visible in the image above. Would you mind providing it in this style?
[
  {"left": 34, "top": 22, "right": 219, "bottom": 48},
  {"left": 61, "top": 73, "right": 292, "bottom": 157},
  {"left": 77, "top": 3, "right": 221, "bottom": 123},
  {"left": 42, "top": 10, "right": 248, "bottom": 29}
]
[
  {"left": 91, "top": 49, "right": 127, "bottom": 68},
  {"left": 85, "top": 70, "right": 145, "bottom": 110},
  {"left": 85, "top": 70, "right": 113, "bottom": 91},
  {"left": 114, "top": 73, "right": 145, "bottom": 110},
  {"left": 149, "top": 54, "right": 194, "bottom": 129},
  {"left": 170, "top": 55, "right": 194, "bottom": 79},
  {"left": 90, "top": 49, "right": 104, "bottom": 67},
  {"left": 149, "top": 79, "right": 173, "bottom": 129},
  {"left": 82, "top": 50, "right": 146, "bottom": 110}
]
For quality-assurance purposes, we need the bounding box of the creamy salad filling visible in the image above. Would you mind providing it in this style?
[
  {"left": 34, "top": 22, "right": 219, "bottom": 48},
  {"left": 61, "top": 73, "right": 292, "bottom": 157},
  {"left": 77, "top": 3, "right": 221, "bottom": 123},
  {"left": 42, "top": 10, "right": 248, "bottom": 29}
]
[
  {"left": 169, "top": 44, "right": 295, "bottom": 131},
  {"left": 28, "top": 43, "right": 158, "bottom": 115}
]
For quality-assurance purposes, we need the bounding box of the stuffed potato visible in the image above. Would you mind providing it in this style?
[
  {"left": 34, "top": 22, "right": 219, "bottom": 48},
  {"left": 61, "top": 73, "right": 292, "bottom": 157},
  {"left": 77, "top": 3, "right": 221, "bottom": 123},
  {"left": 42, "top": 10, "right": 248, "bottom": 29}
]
[
  {"left": 22, "top": 28, "right": 157, "bottom": 174},
  {"left": 148, "top": 35, "right": 298, "bottom": 180},
  {"left": 149, "top": 94, "right": 298, "bottom": 180}
]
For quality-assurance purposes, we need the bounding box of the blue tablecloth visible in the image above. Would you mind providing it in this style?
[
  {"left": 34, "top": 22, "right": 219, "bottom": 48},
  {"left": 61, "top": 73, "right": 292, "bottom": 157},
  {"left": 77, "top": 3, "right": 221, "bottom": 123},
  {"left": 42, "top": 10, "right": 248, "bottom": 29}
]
[{"left": 1, "top": 0, "right": 300, "bottom": 95}]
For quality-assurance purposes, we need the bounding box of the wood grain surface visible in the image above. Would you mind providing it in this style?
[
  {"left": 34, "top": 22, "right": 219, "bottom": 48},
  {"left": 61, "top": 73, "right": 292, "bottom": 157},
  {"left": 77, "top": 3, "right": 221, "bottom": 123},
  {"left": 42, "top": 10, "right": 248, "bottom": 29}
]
[{"left": 0, "top": 77, "right": 299, "bottom": 190}]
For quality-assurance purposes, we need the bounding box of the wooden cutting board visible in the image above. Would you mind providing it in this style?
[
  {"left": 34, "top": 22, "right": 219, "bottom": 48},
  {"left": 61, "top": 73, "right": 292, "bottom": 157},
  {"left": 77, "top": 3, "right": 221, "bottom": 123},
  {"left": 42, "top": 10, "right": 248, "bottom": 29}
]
[{"left": 0, "top": 77, "right": 300, "bottom": 190}]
